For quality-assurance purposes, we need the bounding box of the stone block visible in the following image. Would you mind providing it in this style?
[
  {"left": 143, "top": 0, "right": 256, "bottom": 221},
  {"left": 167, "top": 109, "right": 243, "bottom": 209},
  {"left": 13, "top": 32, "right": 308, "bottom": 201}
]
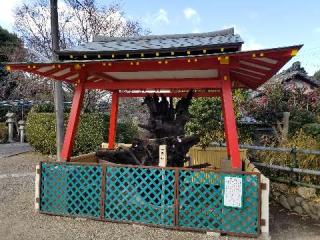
[
  {"left": 279, "top": 195, "right": 291, "bottom": 210},
  {"left": 301, "top": 201, "right": 311, "bottom": 215},
  {"left": 293, "top": 206, "right": 304, "bottom": 215},
  {"left": 297, "top": 187, "right": 316, "bottom": 199},
  {"left": 287, "top": 195, "right": 296, "bottom": 208},
  {"left": 272, "top": 183, "right": 288, "bottom": 193},
  {"left": 295, "top": 197, "right": 304, "bottom": 205}
]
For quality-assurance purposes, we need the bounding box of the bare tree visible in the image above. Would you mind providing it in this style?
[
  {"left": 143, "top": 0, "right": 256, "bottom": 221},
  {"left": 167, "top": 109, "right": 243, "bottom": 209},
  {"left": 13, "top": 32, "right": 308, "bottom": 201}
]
[{"left": 13, "top": 0, "right": 147, "bottom": 111}]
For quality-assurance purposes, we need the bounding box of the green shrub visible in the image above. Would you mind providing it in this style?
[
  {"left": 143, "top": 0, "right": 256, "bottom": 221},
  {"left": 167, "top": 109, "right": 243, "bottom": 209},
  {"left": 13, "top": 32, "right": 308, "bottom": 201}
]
[
  {"left": 26, "top": 113, "right": 61, "bottom": 155},
  {"left": 302, "top": 123, "right": 320, "bottom": 141},
  {"left": 29, "top": 102, "right": 55, "bottom": 113},
  {"left": 251, "top": 129, "right": 320, "bottom": 184},
  {"left": 0, "top": 122, "right": 8, "bottom": 143},
  {"left": 26, "top": 113, "right": 138, "bottom": 155}
]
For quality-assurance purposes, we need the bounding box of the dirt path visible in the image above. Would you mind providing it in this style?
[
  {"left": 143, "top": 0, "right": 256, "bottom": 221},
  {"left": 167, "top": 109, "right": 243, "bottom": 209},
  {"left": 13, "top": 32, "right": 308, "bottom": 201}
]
[{"left": 0, "top": 152, "right": 319, "bottom": 240}]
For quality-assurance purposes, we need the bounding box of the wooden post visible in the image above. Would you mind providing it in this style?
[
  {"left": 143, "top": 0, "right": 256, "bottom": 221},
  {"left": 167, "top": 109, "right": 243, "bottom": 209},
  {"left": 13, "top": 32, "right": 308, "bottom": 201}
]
[
  {"left": 108, "top": 91, "right": 119, "bottom": 149},
  {"left": 61, "top": 82, "right": 85, "bottom": 161},
  {"left": 50, "top": 0, "right": 65, "bottom": 161},
  {"left": 282, "top": 112, "right": 290, "bottom": 141},
  {"left": 159, "top": 145, "right": 167, "bottom": 167},
  {"left": 221, "top": 73, "right": 241, "bottom": 170}
]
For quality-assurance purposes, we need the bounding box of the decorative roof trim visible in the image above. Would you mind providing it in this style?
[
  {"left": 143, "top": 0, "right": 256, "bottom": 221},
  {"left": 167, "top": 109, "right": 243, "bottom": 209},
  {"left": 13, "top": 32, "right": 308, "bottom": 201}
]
[{"left": 93, "top": 28, "right": 236, "bottom": 42}]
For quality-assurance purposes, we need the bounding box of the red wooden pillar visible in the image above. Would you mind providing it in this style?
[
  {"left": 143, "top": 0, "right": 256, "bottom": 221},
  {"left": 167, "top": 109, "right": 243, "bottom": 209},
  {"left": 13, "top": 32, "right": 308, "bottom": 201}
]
[
  {"left": 221, "top": 73, "right": 242, "bottom": 170},
  {"left": 108, "top": 90, "right": 119, "bottom": 149},
  {"left": 61, "top": 82, "right": 85, "bottom": 161}
]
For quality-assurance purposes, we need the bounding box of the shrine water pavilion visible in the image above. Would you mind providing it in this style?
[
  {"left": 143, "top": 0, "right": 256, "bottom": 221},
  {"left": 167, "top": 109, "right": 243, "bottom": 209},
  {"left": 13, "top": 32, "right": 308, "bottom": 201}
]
[{"left": 5, "top": 28, "right": 301, "bottom": 237}]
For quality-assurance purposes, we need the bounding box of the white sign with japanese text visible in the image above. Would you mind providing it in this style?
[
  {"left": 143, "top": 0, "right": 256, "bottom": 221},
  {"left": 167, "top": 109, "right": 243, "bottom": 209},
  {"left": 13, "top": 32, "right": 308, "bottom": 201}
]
[{"left": 224, "top": 176, "right": 243, "bottom": 208}]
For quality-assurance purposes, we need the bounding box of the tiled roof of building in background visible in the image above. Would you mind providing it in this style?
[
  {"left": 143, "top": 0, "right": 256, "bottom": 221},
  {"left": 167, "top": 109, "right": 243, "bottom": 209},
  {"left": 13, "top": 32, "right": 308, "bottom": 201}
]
[{"left": 266, "top": 61, "right": 320, "bottom": 87}]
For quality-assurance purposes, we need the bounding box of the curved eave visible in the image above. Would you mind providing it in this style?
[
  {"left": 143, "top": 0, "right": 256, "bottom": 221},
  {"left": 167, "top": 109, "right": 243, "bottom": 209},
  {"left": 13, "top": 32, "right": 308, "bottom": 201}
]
[{"left": 4, "top": 44, "right": 303, "bottom": 91}]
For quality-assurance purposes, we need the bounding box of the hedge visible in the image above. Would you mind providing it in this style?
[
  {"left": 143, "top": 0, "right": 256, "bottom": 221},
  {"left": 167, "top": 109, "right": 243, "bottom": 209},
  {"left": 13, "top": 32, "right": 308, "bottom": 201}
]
[
  {"left": 0, "top": 122, "right": 8, "bottom": 143},
  {"left": 26, "top": 113, "right": 138, "bottom": 155}
]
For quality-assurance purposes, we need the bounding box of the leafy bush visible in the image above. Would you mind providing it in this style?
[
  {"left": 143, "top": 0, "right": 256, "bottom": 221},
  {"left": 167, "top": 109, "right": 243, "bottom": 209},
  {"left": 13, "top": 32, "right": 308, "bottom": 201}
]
[
  {"left": 303, "top": 123, "right": 320, "bottom": 141},
  {"left": 29, "top": 102, "right": 55, "bottom": 113},
  {"left": 251, "top": 129, "right": 320, "bottom": 184},
  {"left": 26, "top": 113, "right": 138, "bottom": 155},
  {"left": 0, "top": 122, "right": 8, "bottom": 143},
  {"left": 26, "top": 113, "right": 57, "bottom": 154},
  {"left": 186, "top": 94, "right": 253, "bottom": 148}
]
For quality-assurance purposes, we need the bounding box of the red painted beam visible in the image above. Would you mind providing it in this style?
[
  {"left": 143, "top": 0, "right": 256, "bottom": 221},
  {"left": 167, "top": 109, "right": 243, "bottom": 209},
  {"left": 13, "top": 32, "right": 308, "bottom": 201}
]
[
  {"left": 85, "top": 78, "right": 222, "bottom": 90},
  {"left": 86, "top": 57, "right": 228, "bottom": 74},
  {"left": 61, "top": 81, "right": 86, "bottom": 161},
  {"left": 118, "top": 91, "right": 221, "bottom": 98},
  {"left": 108, "top": 91, "right": 119, "bottom": 149},
  {"left": 221, "top": 71, "right": 241, "bottom": 170}
]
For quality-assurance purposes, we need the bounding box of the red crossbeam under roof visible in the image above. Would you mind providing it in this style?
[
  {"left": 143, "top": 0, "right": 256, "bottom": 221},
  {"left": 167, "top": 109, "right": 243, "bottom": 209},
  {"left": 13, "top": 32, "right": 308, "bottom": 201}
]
[{"left": 5, "top": 45, "right": 302, "bottom": 91}]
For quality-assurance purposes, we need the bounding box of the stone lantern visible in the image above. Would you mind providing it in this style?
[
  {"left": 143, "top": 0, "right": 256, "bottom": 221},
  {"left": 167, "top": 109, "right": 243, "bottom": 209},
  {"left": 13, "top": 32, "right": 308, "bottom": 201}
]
[
  {"left": 18, "top": 120, "right": 26, "bottom": 143},
  {"left": 5, "top": 112, "right": 16, "bottom": 143}
]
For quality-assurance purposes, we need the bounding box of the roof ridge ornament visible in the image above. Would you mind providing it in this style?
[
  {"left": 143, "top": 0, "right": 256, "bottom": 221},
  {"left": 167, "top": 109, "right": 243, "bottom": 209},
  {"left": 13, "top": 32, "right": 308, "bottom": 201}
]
[{"left": 92, "top": 28, "right": 236, "bottom": 42}]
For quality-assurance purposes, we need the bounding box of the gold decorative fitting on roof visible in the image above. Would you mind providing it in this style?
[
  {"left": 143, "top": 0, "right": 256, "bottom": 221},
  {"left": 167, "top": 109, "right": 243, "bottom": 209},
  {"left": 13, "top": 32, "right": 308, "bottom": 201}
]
[
  {"left": 291, "top": 49, "right": 298, "bottom": 56},
  {"left": 112, "top": 54, "right": 115, "bottom": 58},
  {"left": 74, "top": 64, "right": 81, "bottom": 70},
  {"left": 83, "top": 55, "right": 87, "bottom": 59},
  {"left": 126, "top": 53, "right": 130, "bottom": 58},
  {"left": 70, "top": 55, "right": 74, "bottom": 59},
  {"left": 171, "top": 52, "right": 174, "bottom": 56},
  {"left": 98, "top": 54, "right": 101, "bottom": 58},
  {"left": 203, "top": 49, "right": 207, "bottom": 54},
  {"left": 221, "top": 48, "right": 224, "bottom": 52},
  {"left": 141, "top": 53, "right": 144, "bottom": 57},
  {"left": 219, "top": 56, "right": 229, "bottom": 65},
  {"left": 156, "top": 52, "right": 159, "bottom": 56},
  {"left": 187, "top": 50, "right": 191, "bottom": 55}
]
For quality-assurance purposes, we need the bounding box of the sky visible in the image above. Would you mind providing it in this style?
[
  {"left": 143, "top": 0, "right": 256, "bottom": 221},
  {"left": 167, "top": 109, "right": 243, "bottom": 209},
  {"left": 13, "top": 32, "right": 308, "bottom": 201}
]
[{"left": 0, "top": 0, "right": 319, "bottom": 75}]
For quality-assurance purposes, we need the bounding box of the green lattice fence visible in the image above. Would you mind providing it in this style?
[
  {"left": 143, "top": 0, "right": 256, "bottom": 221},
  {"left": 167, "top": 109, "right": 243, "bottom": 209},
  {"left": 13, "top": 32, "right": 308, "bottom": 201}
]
[
  {"left": 105, "top": 166, "right": 175, "bottom": 226},
  {"left": 40, "top": 162, "right": 102, "bottom": 218},
  {"left": 39, "top": 162, "right": 260, "bottom": 237},
  {"left": 178, "top": 170, "right": 260, "bottom": 235}
]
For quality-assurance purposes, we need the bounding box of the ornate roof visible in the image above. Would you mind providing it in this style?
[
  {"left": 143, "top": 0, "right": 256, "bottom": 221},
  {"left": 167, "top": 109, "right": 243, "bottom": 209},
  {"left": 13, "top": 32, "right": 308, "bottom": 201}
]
[
  {"left": 57, "top": 28, "right": 243, "bottom": 60},
  {"left": 267, "top": 62, "right": 319, "bottom": 87}
]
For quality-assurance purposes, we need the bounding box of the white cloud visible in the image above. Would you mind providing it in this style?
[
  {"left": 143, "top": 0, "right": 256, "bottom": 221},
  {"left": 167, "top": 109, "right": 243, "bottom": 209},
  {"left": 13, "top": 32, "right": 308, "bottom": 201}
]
[
  {"left": 0, "top": 0, "right": 23, "bottom": 31},
  {"left": 242, "top": 39, "right": 264, "bottom": 51},
  {"left": 223, "top": 24, "right": 264, "bottom": 51},
  {"left": 143, "top": 8, "right": 170, "bottom": 28},
  {"left": 155, "top": 9, "right": 169, "bottom": 24},
  {"left": 183, "top": 7, "right": 200, "bottom": 23}
]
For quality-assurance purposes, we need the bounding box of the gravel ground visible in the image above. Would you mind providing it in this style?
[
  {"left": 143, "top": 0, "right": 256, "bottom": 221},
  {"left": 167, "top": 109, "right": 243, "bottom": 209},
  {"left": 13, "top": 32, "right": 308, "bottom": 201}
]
[{"left": 0, "top": 152, "right": 319, "bottom": 240}]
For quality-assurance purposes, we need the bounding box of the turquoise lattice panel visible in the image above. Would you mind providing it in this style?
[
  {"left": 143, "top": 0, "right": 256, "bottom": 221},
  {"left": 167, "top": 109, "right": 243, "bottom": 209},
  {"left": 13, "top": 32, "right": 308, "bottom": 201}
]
[
  {"left": 40, "top": 163, "right": 102, "bottom": 218},
  {"left": 105, "top": 166, "right": 175, "bottom": 226},
  {"left": 178, "top": 170, "right": 260, "bottom": 236},
  {"left": 178, "top": 170, "right": 224, "bottom": 229},
  {"left": 220, "top": 174, "right": 259, "bottom": 235}
]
